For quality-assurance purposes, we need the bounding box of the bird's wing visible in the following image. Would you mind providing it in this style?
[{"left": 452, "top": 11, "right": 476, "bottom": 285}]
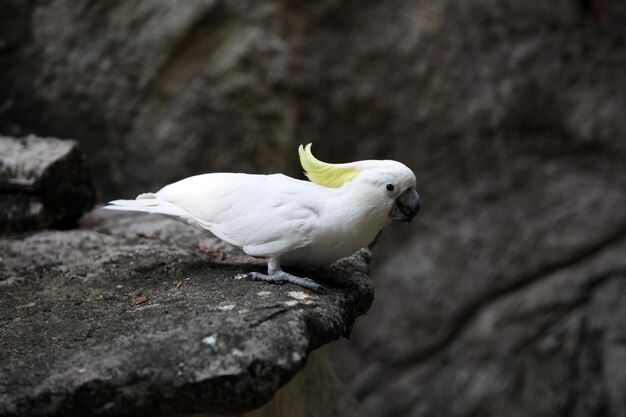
[{"left": 156, "top": 173, "right": 321, "bottom": 258}]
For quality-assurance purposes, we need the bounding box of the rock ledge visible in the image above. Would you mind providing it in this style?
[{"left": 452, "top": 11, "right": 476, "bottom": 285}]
[{"left": 0, "top": 210, "right": 373, "bottom": 416}]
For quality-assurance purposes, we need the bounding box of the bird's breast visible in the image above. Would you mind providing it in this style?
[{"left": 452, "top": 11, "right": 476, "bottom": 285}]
[{"left": 282, "top": 201, "right": 388, "bottom": 268}]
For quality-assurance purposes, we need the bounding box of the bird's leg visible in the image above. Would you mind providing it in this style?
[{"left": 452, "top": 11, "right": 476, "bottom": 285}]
[{"left": 246, "top": 257, "right": 326, "bottom": 293}]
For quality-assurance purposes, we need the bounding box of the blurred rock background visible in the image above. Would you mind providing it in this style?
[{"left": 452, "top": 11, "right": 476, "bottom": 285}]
[{"left": 1, "top": 0, "right": 625, "bottom": 416}]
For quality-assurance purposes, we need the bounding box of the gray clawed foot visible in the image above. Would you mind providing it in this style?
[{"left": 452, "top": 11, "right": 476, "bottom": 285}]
[{"left": 246, "top": 271, "right": 326, "bottom": 293}]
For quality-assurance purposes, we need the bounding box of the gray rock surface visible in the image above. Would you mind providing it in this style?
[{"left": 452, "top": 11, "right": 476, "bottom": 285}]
[
  {"left": 1, "top": 1, "right": 625, "bottom": 416},
  {"left": 0, "top": 210, "right": 373, "bottom": 417},
  {"left": 0, "top": 135, "right": 95, "bottom": 233}
]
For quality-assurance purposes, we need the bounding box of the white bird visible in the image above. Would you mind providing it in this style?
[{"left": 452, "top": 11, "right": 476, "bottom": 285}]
[{"left": 104, "top": 144, "right": 419, "bottom": 292}]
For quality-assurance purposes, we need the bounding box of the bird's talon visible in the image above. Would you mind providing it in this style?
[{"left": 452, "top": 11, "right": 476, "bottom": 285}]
[
  {"left": 245, "top": 270, "right": 325, "bottom": 293},
  {"left": 246, "top": 272, "right": 285, "bottom": 284},
  {"left": 308, "top": 283, "right": 328, "bottom": 294}
]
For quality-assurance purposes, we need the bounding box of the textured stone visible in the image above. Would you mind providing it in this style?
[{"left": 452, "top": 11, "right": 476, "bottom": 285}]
[
  {"left": 0, "top": 135, "right": 95, "bottom": 233},
  {"left": 1, "top": 1, "right": 625, "bottom": 416},
  {"left": 0, "top": 210, "right": 373, "bottom": 417}
]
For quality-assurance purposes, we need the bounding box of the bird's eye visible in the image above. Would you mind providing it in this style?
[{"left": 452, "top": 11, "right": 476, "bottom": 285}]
[{"left": 385, "top": 183, "right": 395, "bottom": 192}]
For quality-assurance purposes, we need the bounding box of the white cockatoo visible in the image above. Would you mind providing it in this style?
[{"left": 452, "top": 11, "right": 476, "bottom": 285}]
[{"left": 105, "top": 144, "right": 419, "bottom": 292}]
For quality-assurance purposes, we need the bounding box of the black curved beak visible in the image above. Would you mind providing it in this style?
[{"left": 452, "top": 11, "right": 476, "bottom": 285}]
[{"left": 389, "top": 187, "right": 420, "bottom": 223}]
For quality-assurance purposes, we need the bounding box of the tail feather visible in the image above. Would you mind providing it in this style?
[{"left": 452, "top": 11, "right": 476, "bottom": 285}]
[
  {"left": 103, "top": 194, "right": 214, "bottom": 233},
  {"left": 107, "top": 198, "right": 160, "bottom": 207},
  {"left": 103, "top": 196, "right": 188, "bottom": 219}
]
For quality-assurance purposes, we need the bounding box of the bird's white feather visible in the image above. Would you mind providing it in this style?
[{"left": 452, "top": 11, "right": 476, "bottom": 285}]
[
  {"left": 104, "top": 149, "right": 417, "bottom": 269},
  {"left": 104, "top": 196, "right": 205, "bottom": 229},
  {"left": 152, "top": 173, "right": 321, "bottom": 258},
  {"left": 105, "top": 198, "right": 186, "bottom": 217}
]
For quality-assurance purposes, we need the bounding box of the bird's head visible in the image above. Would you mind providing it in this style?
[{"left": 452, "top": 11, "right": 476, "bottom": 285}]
[{"left": 298, "top": 143, "right": 420, "bottom": 222}]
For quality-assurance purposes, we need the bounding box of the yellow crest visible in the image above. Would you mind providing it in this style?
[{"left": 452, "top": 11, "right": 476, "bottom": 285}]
[{"left": 298, "top": 143, "right": 359, "bottom": 188}]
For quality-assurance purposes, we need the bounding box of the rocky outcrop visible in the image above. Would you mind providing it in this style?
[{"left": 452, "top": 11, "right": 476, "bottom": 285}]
[
  {"left": 0, "top": 210, "right": 373, "bottom": 417},
  {"left": 0, "top": 136, "right": 94, "bottom": 233}
]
